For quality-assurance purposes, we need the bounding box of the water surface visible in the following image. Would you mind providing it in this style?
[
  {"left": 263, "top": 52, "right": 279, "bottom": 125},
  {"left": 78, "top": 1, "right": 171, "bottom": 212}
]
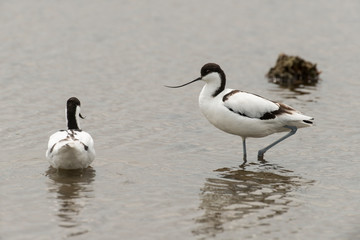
[{"left": 1, "top": 1, "right": 360, "bottom": 239}]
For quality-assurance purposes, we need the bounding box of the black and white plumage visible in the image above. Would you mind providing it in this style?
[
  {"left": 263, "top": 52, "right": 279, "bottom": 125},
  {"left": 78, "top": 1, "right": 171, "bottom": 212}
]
[
  {"left": 46, "top": 97, "right": 95, "bottom": 169},
  {"left": 166, "top": 63, "right": 314, "bottom": 161}
]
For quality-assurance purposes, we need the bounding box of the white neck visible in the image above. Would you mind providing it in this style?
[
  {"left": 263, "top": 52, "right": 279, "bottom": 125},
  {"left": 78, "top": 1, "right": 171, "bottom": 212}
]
[
  {"left": 199, "top": 73, "right": 223, "bottom": 99},
  {"left": 198, "top": 82, "right": 222, "bottom": 116}
]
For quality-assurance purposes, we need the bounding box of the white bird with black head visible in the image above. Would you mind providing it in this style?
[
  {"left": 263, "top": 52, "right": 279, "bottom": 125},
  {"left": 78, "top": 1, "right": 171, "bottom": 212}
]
[
  {"left": 46, "top": 97, "right": 95, "bottom": 169},
  {"left": 166, "top": 63, "right": 314, "bottom": 162}
]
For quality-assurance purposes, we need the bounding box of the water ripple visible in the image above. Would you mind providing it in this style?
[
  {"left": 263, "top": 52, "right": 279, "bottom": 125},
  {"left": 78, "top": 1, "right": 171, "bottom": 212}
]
[
  {"left": 46, "top": 167, "right": 96, "bottom": 238},
  {"left": 193, "top": 163, "right": 313, "bottom": 239}
]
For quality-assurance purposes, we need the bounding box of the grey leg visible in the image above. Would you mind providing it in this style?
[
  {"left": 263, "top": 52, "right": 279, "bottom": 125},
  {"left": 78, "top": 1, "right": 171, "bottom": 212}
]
[
  {"left": 258, "top": 126, "right": 297, "bottom": 160},
  {"left": 242, "top": 137, "right": 247, "bottom": 162}
]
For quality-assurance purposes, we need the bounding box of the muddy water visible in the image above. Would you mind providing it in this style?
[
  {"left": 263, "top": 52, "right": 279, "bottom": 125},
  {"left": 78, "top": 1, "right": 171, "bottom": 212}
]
[{"left": 1, "top": 1, "right": 360, "bottom": 239}]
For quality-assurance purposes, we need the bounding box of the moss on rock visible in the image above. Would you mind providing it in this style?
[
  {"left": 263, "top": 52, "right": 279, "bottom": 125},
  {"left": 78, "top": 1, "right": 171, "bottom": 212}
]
[{"left": 266, "top": 54, "right": 321, "bottom": 88}]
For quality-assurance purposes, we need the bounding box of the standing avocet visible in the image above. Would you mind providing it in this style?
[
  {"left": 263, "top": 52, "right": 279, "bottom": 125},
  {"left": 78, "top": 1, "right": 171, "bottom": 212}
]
[
  {"left": 166, "top": 63, "right": 314, "bottom": 162},
  {"left": 46, "top": 97, "right": 95, "bottom": 169}
]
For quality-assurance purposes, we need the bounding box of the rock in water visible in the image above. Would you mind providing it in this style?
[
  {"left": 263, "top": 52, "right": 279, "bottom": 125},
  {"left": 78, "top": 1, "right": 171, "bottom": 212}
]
[{"left": 266, "top": 54, "right": 321, "bottom": 88}]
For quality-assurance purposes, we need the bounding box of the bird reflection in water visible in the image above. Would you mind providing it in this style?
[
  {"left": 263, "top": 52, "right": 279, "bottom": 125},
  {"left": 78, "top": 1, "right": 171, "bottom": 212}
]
[
  {"left": 193, "top": 162, "right": 313, "bottom": 239},
  {"left": 46, "top": 167, "right": 96, "bottom": 238}
]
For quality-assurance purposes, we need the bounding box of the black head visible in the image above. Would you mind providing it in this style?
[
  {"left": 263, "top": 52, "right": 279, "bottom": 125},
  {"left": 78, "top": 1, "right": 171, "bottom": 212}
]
[
  {"left": 200, "top": 63, "right": 226, "bottom": 97},
  {"left": 200, "top": 63, "right": 223, "bottom": 77},
  {"left": 165, "top": 63, "right": 226, "bottom": 97},
  {"left": 67, "top": 97, "right": 81, "bottom": 109}
]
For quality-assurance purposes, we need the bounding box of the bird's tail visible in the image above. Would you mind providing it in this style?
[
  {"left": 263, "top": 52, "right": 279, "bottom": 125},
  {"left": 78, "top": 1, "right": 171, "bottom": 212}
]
[{"left": 288, "top": 113, "right": 314, "bottom": 128}]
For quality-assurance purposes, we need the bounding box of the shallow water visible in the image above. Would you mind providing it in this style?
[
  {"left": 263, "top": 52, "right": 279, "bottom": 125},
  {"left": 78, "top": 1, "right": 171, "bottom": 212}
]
[{"left": 1, "top": 1, "right": 360, "bottom": 239}]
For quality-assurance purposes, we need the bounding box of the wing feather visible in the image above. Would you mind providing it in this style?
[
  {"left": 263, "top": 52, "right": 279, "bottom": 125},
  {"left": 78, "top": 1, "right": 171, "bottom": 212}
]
[{"left": 223, "top": 90, "right": 280, "bottom": 119}]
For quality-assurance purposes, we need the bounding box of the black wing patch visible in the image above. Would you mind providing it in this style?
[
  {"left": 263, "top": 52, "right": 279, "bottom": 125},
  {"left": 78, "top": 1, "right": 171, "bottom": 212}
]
[
  {"left": 49, "top": 143, "right": 56, "bottom": 154},
  {"left": 259, "top": 103, "right": 294, "bottom": 120},
  {"left": 81, "top": 143, "right": 89, "bottom": 151},
  {"left": 226, "top": 102, "right": 294, "bottom": 120},
  {"left": 223, "top": 90, "right": 240, "bottom": 102},
  {"left": 226, "top": 107, "right": 251, "bottom": 118}
]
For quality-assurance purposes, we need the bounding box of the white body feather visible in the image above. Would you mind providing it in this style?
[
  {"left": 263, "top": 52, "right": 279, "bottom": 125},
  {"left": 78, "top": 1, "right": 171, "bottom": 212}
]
[
  {"left": 167, "top": 63, "right": 314, "bottom": 159},
  {"left": 199, "top": 73, "right": 313, "bottom": 138},
  {"left": 46, "top": 130, "right": 95, "bottom": 169}
]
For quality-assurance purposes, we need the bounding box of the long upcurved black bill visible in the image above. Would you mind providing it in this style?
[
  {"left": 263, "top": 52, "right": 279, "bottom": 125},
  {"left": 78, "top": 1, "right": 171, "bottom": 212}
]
[
  {"left": 79, "top": 113, "right": 86, "bottom": 119},
  {"left": 165, "top": 77, "right": 202, "bottom": 88}
]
